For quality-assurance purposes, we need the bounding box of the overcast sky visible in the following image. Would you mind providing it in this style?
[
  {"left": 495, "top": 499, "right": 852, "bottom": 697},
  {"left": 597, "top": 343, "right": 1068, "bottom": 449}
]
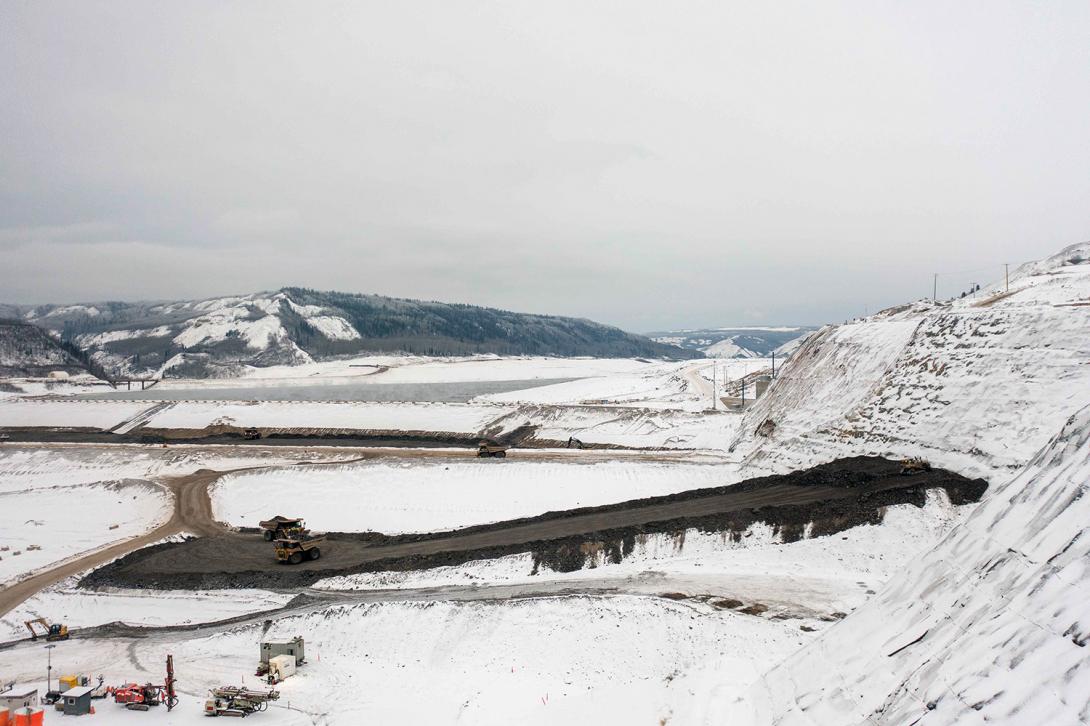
[{"left": 2, "top": 1, "right": 1088, "bottom": 332}]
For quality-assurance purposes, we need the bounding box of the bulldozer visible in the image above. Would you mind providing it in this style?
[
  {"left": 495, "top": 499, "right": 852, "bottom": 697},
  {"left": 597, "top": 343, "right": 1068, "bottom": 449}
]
[
  {"left": 900, "top": 457, "right": 932, "bottom": 475},
  {"left": 25, "top": 617, "right": 69, "bottom": 642},
  {"left": 274, "top": 534, "right": 325, "bottom": 564}
]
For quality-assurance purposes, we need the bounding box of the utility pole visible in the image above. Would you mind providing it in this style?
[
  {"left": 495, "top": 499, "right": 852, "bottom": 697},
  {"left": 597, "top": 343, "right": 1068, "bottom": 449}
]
[
  {"left": 1005, "top": 263, "right": 1009, "bottom": 292},
  {"left": 46, "top": 643, "right": 56, "bottom": 694},
  {"left": 933, "top": 273, "right": 938, "bottom": 302},
  {"left": 711, "top": 363, "right": 716, "bottom": 411},
  {"left": 771, "top": 351, "right": 776, "bottom": 379}
]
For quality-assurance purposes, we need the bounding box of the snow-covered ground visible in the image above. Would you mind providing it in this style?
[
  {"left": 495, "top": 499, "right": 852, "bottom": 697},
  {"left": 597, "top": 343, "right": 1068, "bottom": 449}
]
[
  {"left": 0, "top": 594, "right": 808, "bottom": 725},
  {"left": 0, "top": 375, "right": 107, "bottom": 400},
  {"left": 474, "top": 358, "right": 767, "bottom": 410},
  {"left": 0, "top": 397, "right": 747, "bottom": 452},
  {"left": 211, "top": 458, "right": 736, "bottom": 534},
  {"left": 236, "top": 354, "right": 666, "bottom": 384},
  {"left": 0, "top": 573, "right": 295, "bottom": 641},
  {"left": 0, "top": 399, "right": 152, "bottom": 429},
  {"left": 0, "top": 481, "right": 170, "bottom": 587},
  {"left": 141, "top": 399, "right": 512, "bottom": 432},
  {"left": 0, "top": 444, "right": 365, "bottom": 495},
  {"left": 0, "top": 354, "right": 752, "bottom": 452},
  {"left": 138, "top": 398, "right": 747, "bottom": 451}
]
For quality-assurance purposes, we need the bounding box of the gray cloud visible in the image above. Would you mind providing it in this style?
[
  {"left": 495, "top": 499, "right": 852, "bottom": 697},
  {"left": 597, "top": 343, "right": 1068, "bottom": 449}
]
[{"left": 2, "top": 1, "right": 1088, "bottom": 331}]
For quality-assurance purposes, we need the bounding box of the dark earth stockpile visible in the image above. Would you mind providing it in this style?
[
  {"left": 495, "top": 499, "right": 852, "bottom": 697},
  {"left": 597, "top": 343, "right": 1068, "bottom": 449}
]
[{"left": 82, "top": 457, "right": 987, "bottom": 591}]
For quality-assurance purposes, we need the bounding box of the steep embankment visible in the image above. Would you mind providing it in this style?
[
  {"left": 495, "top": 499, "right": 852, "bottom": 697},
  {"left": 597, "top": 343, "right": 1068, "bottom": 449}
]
[
  {"left": 0, "top": 319, "right": 99, "bottom": 377},
  {"left": 722, "top": 242, "right": 1090, "bottom": 724},
  {"left": 734, "top": 242, "right": 1090, "bottom": 479},
  {"left": 14, "top": 289, "right": 696, "bottom": 377},
  {"left": 752, "top": 404, "right": 1090, "bottom": 725}
]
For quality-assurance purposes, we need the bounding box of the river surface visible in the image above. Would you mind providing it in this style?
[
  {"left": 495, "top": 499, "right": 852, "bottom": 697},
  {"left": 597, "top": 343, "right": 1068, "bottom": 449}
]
[{"left": 77, "top": 378, "right": 578, "bottom": 403}]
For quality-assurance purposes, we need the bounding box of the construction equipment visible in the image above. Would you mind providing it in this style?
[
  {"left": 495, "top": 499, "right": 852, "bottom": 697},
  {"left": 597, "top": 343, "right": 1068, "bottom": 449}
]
[
  {"left": 477, "top": 441, "right": 508, "bottom": 458},
  {"left": 900, "top": 457, "right": 932, "bottom": 475},
  {"left": 256, "top": 637, "right": 305, "bottom": 683},
  {"left": 274, "top": 534, "right": 325, "bottom": 564},
  {"left": 164, "top": 654, "right": 178, "bottom": 711},
  {"left": 204, "top": 686, "right": 279, "bottom": 717},
  {"left": 110, "top": 654, "right": 177, "bottom": 712},
  {"left": 23, "top": 618, "right": 68, "bottom": 642},
  {"left": 112, "top": 683, "right": 163, "bottom": 711},
  {"left": 243, "top": 427, "right": 262, "bottom": 440},
  {"left": 259, "top": 516, "right": 306, "bottom": 542},
  {"left": 264, "top": 655, "right": 296, "bottom": 685}
]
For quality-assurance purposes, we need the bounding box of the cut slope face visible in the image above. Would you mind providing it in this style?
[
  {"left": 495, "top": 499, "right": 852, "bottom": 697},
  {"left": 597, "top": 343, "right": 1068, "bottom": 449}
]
[
  {"left": 753, "top": 404, "right": 1090, "bottom": 725},
  {"left": 737, "top": 242, "right": 1090, "bottom": 478}
]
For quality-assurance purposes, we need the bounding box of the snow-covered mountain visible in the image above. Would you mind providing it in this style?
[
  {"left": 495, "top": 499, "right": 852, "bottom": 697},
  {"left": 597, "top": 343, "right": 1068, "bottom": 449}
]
[
  {"left": 13, "top": 288, "right": 696, "bottom": 378},
  {"left": 647, "top": 326, "right": 818, "bottom": 359}
]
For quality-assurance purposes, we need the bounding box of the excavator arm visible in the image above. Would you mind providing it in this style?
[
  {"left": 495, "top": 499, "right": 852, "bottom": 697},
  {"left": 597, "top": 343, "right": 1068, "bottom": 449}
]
[{"left": 24, "top": 618, "right": 49, "bottom": 640}]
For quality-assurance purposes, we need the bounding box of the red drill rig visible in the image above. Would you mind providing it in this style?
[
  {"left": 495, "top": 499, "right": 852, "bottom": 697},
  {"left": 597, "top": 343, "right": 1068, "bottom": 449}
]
[{"left": 111, "top": 655, "right": 178, "bottom": 712}]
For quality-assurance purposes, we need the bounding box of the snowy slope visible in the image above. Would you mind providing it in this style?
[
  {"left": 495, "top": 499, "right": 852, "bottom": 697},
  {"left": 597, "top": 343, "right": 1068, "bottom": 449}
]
[
  {"left": 735, "top": 242, "right": 1090, "bottom": 479},
  {"left": 752, "top": 403, "right": 1090, "bottom": 725}
]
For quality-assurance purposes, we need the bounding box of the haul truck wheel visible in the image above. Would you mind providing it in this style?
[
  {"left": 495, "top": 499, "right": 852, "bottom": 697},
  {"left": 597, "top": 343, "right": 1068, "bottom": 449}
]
[
  {"left": 309, "top": 547, "right": 321, "bottom": 561},
  {"left": 263, "top": 530, "right": 274, "bottom": 541},
  {"left": 289, "top": 552, "right": 304, "bottom": 565}
]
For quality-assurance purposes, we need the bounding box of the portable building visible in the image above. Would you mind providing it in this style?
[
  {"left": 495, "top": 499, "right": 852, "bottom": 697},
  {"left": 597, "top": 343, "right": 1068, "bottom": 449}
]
[
  {"left": 0, "top": 689, "right": 37, "bottom": 712},
  {"left": 62, "top": 686, "right": 93, "bottom": 716},
  {"left": 261, "top": 636, "right": 305, "bottom": 665}
]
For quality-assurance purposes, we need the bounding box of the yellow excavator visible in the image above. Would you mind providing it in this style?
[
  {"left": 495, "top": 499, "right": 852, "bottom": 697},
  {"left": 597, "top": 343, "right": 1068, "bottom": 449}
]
[{"left": 25, "top": 617, "right": 69, "bottom": 642}]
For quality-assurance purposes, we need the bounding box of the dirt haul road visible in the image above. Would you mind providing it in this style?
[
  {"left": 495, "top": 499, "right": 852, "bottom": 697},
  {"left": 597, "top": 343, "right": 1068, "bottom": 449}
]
[
  {"left": 84, "top": 456, "right": 987, "bottom": 591},
  {"left": 0, "top": 468, "right": 242, "bottom": 617},
  {"left": 0, "top": 445, "right": 714, "bottom": 616}
]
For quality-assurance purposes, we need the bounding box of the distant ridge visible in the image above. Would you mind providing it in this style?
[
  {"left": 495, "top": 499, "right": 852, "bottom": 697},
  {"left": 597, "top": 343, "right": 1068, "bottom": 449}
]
[
  {"left": 648, "top": 326, "right": 818, "bottom": 359},
  {"left": 7, "top": 288, "right": 697, "bottom": 377}
]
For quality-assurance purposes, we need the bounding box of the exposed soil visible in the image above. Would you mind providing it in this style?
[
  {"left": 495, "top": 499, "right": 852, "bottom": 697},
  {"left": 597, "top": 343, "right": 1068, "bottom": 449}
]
[
  {"left": 81, "top": 456, "right": 987, "bottom": 591},
  {"left": 0, "top": 424, "right": 629, "bottom": 450}
]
